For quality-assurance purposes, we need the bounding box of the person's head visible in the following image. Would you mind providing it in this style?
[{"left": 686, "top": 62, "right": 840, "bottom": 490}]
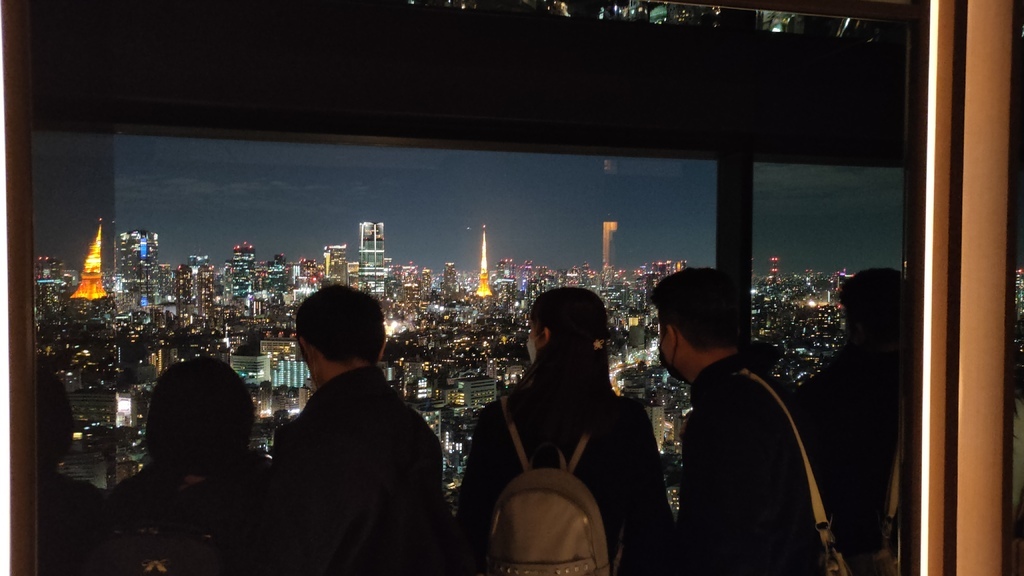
[
  {"left": 36, "top": 368, "right": 73, "bottom": 473},
  {"left": 840, "top": 268, "right": 902, "bottom": 350},
  {"left": 513, "top": 288, "right": 614, "bottom": 443},
  {"left": 295, "top": 285, "right": 386, "bottom": 387},
  {"left": 651, "top": 268, "right": 739, "bottom": 382},
  {"left": 526, "top": 287, "right": 612, "bottom": 371},
  {"left": 146, "top": 357, "right": 254, "bottom": 476}
]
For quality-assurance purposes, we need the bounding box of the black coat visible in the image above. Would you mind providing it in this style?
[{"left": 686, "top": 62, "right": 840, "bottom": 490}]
[
  {"left": 677, "top": 355, "right": 820, "bottom": 576},
  {"left": 237, "top": 366, "right": 472, "bottom": 576},
  {"left": 457, "top": 395, "right": 675, "bottom": 575},
  {"left": 795, "top": 346, "right": 900, "bottom": 556},
  {"left": 104, "top": 452, "right": 271, "bottom": 555}
]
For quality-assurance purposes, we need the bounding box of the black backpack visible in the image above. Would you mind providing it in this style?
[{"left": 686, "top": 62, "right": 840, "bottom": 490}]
[{"left": 81, "top": 523, "right": 222, "bottom": 576}]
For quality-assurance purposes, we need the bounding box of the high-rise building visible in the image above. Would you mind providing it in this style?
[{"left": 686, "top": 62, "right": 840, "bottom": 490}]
[
  {"left": 441, "top": 262, "right": 458, "bottom": 301},
  {"left": 265, "top": 254, "right": 288, "bottom": 298},
  {"left": 117, "top": 229, "right": 159, "bottom": 308},
  {"left": 35, "top": 256, "right": 67, "bottom": 323},
  {"left": 155, "top": 263, "right": 174, "bottom": 305},
  {"left": 231, "top": 242, "right": 256, "bottom": 299},
  {"left": 421, "top": 268, "right": 433, "bottom": 300},
  {"left": 476, "top": 225, "right": 492, "bottom": 298},
  {"left": 358, "top": 222, "right": 385, "bottom": 297},
  {"left": 175, "top": 264, "right": 194, "bottom": 315},
  {"left": 71, "top": 223, "right": 108, "bottom": 301},
  {"left": 196, "top": 264, "right": 215, "bottom": 317},
  {"left": 324, "top": 245, "right": 348, "bottom": 286}
]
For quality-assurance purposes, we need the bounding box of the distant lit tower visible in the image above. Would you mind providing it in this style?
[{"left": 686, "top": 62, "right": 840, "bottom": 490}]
[
  {"left": 602, "top": 221, "right": 618, "bottom": 268},
  {"left": 117, "top": 229, "right": 159, "bottom": 308},
  {"left": 324, "top": 245, "right": 348, "bottom": 286},
  {"left": 476, "top": 226, "right": 493, "bottom": 298},
  {"left": 769, "top": 256, "right": 780, "bottom": 277},
  {"left": 358, "top": 222, "right": 385, "bottom": 297},
  {"left": 231, "top": 242, "right": 256, "bottom": 299},
  {"left": 71, "top": 223, "right": 108, "bottom": 301}
]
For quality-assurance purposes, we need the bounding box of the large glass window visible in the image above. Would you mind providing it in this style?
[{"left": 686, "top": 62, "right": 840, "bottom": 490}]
[
  {"left": 33, "top": 132, "right": 715, "bottom": 508},
  {"left": 751, "top": 162, "right": 904, "bottom": 385}
]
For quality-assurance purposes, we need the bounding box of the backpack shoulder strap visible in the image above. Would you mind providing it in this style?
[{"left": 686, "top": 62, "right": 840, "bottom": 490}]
[
  {"left": 501, "top": 397, "right": 531, "bottom": 472},
  {"left": 567, "top": 432, "right": 591, "bottom": 475},
  {"left": 735, "top": 369, "right": 833, "bottom": 551}
]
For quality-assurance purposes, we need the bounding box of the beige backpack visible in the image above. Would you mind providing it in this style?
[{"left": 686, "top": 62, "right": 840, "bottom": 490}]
[{"left": 486, "top": 397, "right": 614, "bottom": 576}]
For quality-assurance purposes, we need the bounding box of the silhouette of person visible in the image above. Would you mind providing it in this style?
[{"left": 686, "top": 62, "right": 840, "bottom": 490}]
[
  {"left": 236, "top": 286, "right": 472, "bottom": 576},
  {"left": 457, "top": 287, "right": 674, "bottom": 574},
  {"left": 654, "top": 268, "right": 820, "bottom": 576},
  {"left": 103, "top": 357, "right": 270, "bottom": 555},
  {"left": 795, "top": 268, "right": 901, "bottom": 566},
  {"left": 36, "top": 367, "right": 105, "bottom": 576}
]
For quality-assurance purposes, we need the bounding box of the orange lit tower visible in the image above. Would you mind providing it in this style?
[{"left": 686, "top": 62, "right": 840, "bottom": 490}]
[
  {"left": 476, "top": 226, "right": 492, "bottom": 298},
  {"left": 71, "top": 222, "right": 108, "bottom": 300}
]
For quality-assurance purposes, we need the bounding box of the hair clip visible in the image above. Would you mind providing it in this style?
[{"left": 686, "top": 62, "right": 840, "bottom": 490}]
[{"left": 593, "top": 339, "right": 605, "bottom": 350}]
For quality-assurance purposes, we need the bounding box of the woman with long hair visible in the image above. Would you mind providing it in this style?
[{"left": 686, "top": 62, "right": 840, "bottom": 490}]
[{"left": 457, "top": 287, "right": 674, "bottom": 574}]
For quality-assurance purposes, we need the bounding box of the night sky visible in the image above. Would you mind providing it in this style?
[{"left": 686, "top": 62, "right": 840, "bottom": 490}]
[{"left": 34, "top": 132, "right": 907, "bottom": 276}]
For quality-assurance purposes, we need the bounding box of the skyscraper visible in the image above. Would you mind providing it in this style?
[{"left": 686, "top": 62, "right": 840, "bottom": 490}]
[
  {"left": 476, "top": 225, "right": 492, "bottom": 298},
  {"left": 196, "top": 264, "right": 216, "bottom": 317},
  {"left": 442, "top": 262, "right": 458, "bottom": 301},
  {"left": 71, "top": 223, "right": 108, "bottom": 301},
  {"left": 231, "top": 242, "right": 256, "bottom": 299},
  {"left": 35, "top": 256, "right": 67, "bottom": 323},
  {"left": 117, "top": 229, "right": 159, "bottom": 308},
  {"left": 175, "top": 264, "right": 194, "bottom": 314},
  {"left": 358, "top": 222, "right": 385, "bottom": 297},
  {"left": 324, "top": 244, "right": 348, "bottom": 286}
]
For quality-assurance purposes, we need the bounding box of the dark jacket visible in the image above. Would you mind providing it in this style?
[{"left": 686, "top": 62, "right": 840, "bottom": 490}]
[
  {"left": 796, "top": 346, "right": 900, "bottom": 556},
  {"left": 677, "top": 355, "right": 820, "bottom": 576},
  {"left": 457, "top": 395, "right": 675, "bottom": 575},
  {"left": 38, "top": 471, "right": 104, "bottom": 576},
  {"left": 104, "top": 451, "right": 271, "bottom": 555},
  {"left": 238, "top": 366, "right": 472, "bottom": 576}
]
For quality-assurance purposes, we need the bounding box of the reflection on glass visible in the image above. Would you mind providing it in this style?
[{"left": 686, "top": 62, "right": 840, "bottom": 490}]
[{"left": 751, "top": 163, "right": 904, "bottom": 385}]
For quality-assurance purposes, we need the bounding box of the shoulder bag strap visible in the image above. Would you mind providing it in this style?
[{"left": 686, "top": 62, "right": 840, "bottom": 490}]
[
  {"left": 882, "top": 431, "right": 901, "bottom": 539},
  {"left": 500, "top": 397, "right": 531, "bottom": 472},
  {"left": 736, "top": 369, "right": 833, "bottom": 551}
]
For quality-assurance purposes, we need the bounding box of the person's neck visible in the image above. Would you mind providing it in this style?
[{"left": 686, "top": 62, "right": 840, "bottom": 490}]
[
  {"left": 688, "top": 347, "right": 739, "bottom": 382},
  {"left": 317, "top": 359, "right": 374, "bottom": 388}
]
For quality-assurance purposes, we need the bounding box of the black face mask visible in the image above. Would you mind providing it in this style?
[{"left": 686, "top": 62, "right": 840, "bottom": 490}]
[{"left": 659, "top": 344, "right": 686, "bottom": 383}]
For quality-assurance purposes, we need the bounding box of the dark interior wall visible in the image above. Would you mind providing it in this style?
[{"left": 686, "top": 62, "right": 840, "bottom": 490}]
[{"left": 30, "top": 0, "right": 905, "bottom": 160}]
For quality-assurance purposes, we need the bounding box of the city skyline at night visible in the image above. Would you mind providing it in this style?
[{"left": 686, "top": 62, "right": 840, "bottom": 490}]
[{"left": 33, "top": 133, "right": 905, "bottom": 276}]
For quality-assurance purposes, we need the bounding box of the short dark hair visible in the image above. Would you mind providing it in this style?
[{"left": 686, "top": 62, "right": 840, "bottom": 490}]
[
  {"left": 651, "top": 268, "right": 739, "bottom": 350},
  {"left": 36, "top": 368, "right": 73, "bottom": 473},
  {"left": 840, "top": 268, "right": 902, "bottom": 344},
  {"left": 295, "top": 285, "right": 385, "bottom": 364},
  {"left": 146, "top": 358, "right": 254, "bottom": 476}
]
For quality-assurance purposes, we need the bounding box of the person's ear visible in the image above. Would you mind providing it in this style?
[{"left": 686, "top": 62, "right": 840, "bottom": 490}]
[
  {"left": 660, "top": 324, "right": 678, "bottom": 349},
  {"left": 535, "top": 326, "right": 552, "bottom": 349},
  {"left": 377, "top": 339, "right": 386, "bottom": 363}
]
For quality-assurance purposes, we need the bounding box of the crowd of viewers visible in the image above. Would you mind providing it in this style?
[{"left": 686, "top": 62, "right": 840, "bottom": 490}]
[{"left": 37, "top": 269, "right": 902, "bottom": 576}]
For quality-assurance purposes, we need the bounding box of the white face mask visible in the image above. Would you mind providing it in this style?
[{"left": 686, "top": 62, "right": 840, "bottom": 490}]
[{"left": 527, "top": 334, "right": 538, "bottom": 363}]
